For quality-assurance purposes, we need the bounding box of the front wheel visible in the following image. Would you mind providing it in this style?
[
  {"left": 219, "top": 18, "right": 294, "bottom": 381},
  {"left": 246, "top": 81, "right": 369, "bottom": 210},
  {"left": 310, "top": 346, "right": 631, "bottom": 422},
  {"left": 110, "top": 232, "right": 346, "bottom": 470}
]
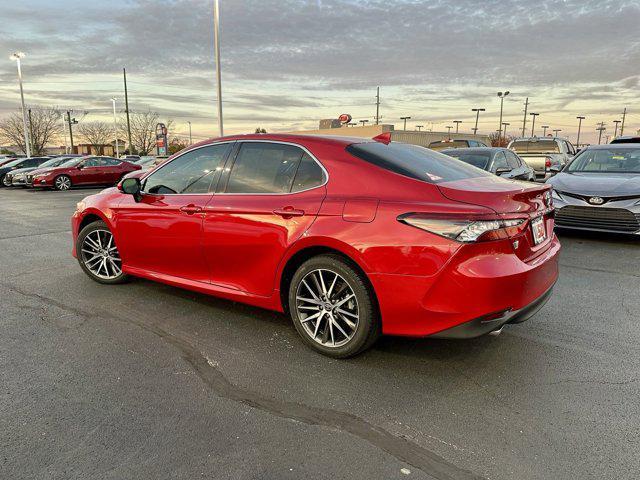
[
  {"left": 54, "top": 175, "right": 72, "bottom": 190},
  {"left": 1, "top": 175, "right": 10, "bottom": 187},
  {"left": 76, "top": 220, "right": 129, "bottom": 284},
  {"left": 288, "top": 254, "right": 380, "bottom": 358}
]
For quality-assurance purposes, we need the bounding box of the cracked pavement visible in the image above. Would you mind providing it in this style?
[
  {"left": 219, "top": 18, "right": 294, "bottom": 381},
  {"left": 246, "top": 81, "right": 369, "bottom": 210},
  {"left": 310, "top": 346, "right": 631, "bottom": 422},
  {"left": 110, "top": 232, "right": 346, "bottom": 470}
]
[{"left": 1, "top": 187, "right": 639, "bottom": 479}]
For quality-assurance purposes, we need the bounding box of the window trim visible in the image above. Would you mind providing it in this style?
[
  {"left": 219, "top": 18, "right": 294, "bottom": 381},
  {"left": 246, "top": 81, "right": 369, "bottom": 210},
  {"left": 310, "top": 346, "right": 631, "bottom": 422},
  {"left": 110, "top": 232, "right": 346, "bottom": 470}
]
[
  {"left": 217, "top": 140, "right": 329, "bottom": 196},
  {"left": 140, "top": 141, "right": 236, "bottom": 196}
]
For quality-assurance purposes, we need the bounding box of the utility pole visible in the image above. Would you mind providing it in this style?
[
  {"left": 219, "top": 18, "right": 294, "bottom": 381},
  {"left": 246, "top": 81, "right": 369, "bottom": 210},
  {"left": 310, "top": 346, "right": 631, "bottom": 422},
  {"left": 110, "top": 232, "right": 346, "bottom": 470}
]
[
  {"left": 471, "top": 108, "right": 485, "bottom": 135},
  {"left": 61, "top": 114, "right": 68, "bottom": 154},
  {"left": 375, "top": 87, "right": 380, "bottom": 125},
  {"left": 529, "top": 112, "right": 539, "bottom": 136},
  {"left": 123, "top": 68, "right": 133, "bottom": 154},
  {"left": 446, "top": 125, "right": 453, "bottom": 139},
  {"left": 596, "top": 122, "right": 606, "bottom": 144},
  {"left": 576, "top": 116, "right": 585, "bottom": 148},
  {"left": 613, "top": 120, "right": 621, "bottom": 139},
  {"left": 553, "top": 129, "right": 562, "bottom": 137},
  {"left": 213, "top": 0, "right": 224, "bottom": 136},
  {"left": 620, "top": 108, "right": 627, "bottom": 136},
  {"left": 497, "top": 91, "right": 509, "bottom": 140},
  {"left": 400, "top": 116, "right": 411, "bottom": 130},
  {"left": 453, "top": 120, "right": 462, "bottom": 133},
  {"left": 187, "top": 121, "right": 193, "bottom": 144},
  {"left": 542, "top": 125, "right": 549, "bottom": 136},
  {"left": 110, "top": 98, "right": 119, "bottom": 158},
  {"left": 502, "top": 122, "right": 510, "bottom": 141},
  {"left": 28, "top": 108, "right": 34, "bottom": 155},
  {"left": 521, "top": 97, "right": 529, "bottom": 137},
  {"left": 66, "top": 111, "right": 76, "bottom": 151}
]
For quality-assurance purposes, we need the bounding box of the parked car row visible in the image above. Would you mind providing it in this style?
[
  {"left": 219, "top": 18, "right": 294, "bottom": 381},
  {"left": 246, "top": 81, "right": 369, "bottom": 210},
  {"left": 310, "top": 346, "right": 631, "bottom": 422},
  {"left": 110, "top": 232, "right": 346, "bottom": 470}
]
[{"left": 0, "top": 155, "right": 141, "bottom": 190}]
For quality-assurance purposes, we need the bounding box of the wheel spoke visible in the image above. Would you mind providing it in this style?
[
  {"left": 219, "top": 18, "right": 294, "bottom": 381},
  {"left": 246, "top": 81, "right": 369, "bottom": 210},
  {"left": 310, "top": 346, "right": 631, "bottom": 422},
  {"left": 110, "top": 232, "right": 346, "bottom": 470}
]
[
  {"left": 332, "top": 316, "right": 349, "bottom": 339},
  {"left": 82, "top": 230, "right": 122, "bottom": 280},
  {"left": 313, "top": 313, "right": 324, "bottom": 337},
  {"left": 296, "top": 295, "right": 320, "bottom": 305},
  {"left": 301, "top": 279, "right": 321, "bottom": 301},
  {"left": 334, "top": 293, "right": 355, "bottom": 309},
  {"left": 318, "top": 270, "right": 327, "bottom": 295},
  {"left": 335, "top": 312, "right": 356, "bottom": 329},
  {"left": 301, "top": 311, "right": 322, "bottom": 323},
  {"left": 326, "top": 273, "right": 338, "bottom": 298}
]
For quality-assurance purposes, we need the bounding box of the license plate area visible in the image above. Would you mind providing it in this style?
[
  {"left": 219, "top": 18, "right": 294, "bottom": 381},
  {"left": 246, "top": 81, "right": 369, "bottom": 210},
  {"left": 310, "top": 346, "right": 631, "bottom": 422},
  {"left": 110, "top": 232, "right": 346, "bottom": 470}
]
[{"left": 531, "top": 216, "right": 546, "bottom": 245}]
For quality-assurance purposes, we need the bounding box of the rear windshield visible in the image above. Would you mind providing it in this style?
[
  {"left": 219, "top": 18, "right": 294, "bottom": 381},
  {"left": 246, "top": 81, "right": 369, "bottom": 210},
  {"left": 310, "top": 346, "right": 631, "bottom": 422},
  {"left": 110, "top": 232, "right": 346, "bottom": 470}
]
[
  {"left": 567, "top": 148, "right": 640, "bottom": 173},
  {"left": 444, "top": 151, "right": 491, "bottom": 170},
  {"left": 428, "top": 140, "right": 469, "bottom": 151},
  {"left": 511, "top": 140, "right": 560, "bottom": 154},
  {"left": 346, "top": 142, "right": 491, "bottom": 184}
]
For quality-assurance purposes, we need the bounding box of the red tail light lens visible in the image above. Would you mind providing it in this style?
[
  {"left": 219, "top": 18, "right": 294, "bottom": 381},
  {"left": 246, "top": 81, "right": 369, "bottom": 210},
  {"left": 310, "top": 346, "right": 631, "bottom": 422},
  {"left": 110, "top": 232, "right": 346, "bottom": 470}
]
[
  {"left": 545, "top": 157, "right": 552, "bottom": 169},
  {"left": 398, "top": 214, "right": 528, "bottom": 243}
]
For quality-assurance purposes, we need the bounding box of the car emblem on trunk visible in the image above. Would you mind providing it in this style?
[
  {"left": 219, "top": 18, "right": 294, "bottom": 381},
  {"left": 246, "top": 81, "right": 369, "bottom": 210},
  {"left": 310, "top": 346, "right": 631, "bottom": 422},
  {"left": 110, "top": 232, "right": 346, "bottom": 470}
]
[{"left": 588, "top": 196, "right": 604, "bottom": 205}]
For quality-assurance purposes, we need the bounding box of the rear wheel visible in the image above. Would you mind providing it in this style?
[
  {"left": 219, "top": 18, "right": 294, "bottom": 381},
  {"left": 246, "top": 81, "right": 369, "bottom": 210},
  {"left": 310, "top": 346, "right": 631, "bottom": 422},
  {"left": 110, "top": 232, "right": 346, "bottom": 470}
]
[
  {"left": 2, "top": 175, "right": 11, "bottom": 187},
  {"left": 54, "top": 175, "right": 72, "bottom": 191},
  {"left": 288, "top": 254, "right": 380, "bottom": 358},
  {"left": 76, "top": 220, "right": 129, "bottom": 284}
]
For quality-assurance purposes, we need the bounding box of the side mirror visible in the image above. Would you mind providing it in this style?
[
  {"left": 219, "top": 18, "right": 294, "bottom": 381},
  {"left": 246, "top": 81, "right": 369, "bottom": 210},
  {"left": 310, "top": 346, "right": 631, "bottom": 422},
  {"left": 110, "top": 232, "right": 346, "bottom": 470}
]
[
  {"left": 119, "top": 177, "right": 142, "bottom": 202},
  {"left": 549, "top": 165, "right": 562, "bottom": 174},
  {"left": 495, "top": 167, "right": 512, "bottom": 176}
]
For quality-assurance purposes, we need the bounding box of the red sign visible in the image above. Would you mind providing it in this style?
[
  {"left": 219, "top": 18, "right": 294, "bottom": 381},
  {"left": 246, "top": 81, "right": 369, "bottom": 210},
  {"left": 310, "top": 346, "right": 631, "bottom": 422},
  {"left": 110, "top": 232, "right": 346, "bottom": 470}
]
[{"left": 338, "top": 114, "right": 352, "bottom": 124}]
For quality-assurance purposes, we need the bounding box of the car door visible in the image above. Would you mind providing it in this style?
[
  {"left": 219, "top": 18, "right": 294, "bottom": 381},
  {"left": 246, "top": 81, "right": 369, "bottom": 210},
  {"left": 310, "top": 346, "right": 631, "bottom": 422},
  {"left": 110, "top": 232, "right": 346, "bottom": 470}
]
[
  {"left": 203, "top": 141, "right": 327, "bottom": 296},
  {"left": 98, "top": 157, "right": 124, "bottom": 184},
  {"left": 74, "top": 157, "right": 101, "bottom": 184},
  {"left": 113, "top": 143, "right": 233, "bottom": 282}
]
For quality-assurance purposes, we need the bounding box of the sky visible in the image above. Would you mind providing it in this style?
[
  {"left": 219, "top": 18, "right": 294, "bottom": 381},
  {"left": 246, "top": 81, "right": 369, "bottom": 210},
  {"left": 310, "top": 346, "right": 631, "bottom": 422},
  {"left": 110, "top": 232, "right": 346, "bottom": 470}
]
[{"left": 0, "top": 0, "right": 639, "bottom": 145}]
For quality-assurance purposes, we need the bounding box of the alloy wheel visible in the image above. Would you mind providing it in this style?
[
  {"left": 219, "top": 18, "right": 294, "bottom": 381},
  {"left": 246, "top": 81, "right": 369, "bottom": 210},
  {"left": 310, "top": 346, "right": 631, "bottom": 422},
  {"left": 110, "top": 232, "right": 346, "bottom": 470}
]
[
  {"left": 2, "top": 176, "right": 11, "bottom": 186},
  {"left": 295, "top": 268, "right": 359, "bottom": 348},
  {"left": 55, "top": 176, "right": 71, "bottom": 190},
  {"left": 80, "top": 229, "right": 122, "bottom": 280}
]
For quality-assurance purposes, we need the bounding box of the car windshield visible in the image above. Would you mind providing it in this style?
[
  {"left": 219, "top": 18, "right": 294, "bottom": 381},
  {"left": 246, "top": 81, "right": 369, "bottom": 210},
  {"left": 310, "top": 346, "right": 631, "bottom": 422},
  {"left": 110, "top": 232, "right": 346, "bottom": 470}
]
[
  {"left": 39, "top": 157, "right": 70, "bottom": 168},
  {"left": 567, "top": 148, "right": 640, "bottom": 173},
  {"left": 510, "top": 140, "right": 560, "bottom": 154},
  {"left": 59, "top": 158, "right": 82, "bottom": 167},
  {"left": 443, "top": 151, "right": 491, "bottom": 170},
  {"left": 346, "top": 141, "right": 491, "bottom": 184},
  {"left": 428, "top": 140, "right": 469, "bottom": 151}
]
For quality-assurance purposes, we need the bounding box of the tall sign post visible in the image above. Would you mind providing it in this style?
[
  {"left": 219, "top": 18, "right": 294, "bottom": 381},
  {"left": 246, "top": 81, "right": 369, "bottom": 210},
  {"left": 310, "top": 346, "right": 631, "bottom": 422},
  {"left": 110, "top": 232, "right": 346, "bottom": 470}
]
[{"left": 156, "top": 123, "right": 168, "bottom": 156}]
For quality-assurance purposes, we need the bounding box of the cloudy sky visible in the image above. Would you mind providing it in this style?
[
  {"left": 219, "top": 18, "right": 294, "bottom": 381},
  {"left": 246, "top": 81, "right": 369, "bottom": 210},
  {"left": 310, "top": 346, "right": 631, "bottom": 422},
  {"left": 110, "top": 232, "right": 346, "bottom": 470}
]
[{"left": 1, "top": 0, "right": 639, "bottom": 144}]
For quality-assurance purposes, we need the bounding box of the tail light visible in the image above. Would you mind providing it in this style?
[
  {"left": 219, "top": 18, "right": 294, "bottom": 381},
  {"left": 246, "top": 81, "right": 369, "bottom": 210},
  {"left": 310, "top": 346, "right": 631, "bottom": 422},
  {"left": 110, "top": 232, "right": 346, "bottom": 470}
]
[
  {"left": 398, "top": 214, "right": 528, "bottom": 243},
  {"left": 544, "top": 157, "right": 552, "bottom": 169}
]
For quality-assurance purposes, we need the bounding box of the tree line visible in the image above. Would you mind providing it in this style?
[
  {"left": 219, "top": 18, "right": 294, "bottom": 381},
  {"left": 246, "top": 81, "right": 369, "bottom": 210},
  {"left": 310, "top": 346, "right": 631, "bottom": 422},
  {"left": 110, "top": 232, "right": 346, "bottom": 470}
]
[{"left": 0, "top": 106, "right": 187, "bottom": 156}]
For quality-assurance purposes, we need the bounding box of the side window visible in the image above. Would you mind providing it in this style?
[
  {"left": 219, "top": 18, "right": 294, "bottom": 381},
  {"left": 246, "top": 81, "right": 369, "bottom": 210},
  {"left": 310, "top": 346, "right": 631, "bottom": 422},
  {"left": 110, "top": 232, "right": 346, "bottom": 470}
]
[
  {"left": 225, "top": 143, "right": 304, "bottom": 194},
  {"left": 291, "top": 153, "right": 325, "bottom": 192},
  {"left": 144, "top": 143, "right": 231, "bottom": 194},
  {"left": 83, "top": 158, "right": 100, "bottom": 167},
  {"left": 506, "top": 151, "right": 520, "bottom": 169},
  {"left": 102, "top": 158, "right": 121, "bottom": 166},
  {"left": 493, "top": 152, "right": 509, "bottom": 171}
]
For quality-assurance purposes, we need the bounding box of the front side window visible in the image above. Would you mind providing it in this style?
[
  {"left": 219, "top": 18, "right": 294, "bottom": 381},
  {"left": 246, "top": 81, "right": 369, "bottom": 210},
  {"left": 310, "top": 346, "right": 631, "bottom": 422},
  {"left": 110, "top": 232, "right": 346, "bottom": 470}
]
[
  {"left": 506, "top": 151, "right": 521, "bottom": 169},
  {"left": 567, "top": 148, "right": 640, "bottom": 173},
  {"left": 101, "top": 158, "right": 121, "bottom": 166},
  {"left": 83, "top": 158, "right": 101, "bottom": 167},
  {"left": 144, "top": 143, "right": 231, "bottom": 194},
  {"left": 225, "top": 143, "right": 306, "bottom": 194},
  {"left": 347, "top": 141, "right": 491, "bottom": 184}
]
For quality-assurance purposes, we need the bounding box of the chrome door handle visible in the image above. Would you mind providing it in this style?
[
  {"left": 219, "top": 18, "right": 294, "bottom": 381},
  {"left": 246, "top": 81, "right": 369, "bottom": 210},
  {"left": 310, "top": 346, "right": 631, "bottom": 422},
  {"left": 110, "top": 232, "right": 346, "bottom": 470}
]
[
  {"left": 180, "top": 205, "right": 203, "bottom": 215},
  {"left": 273, "top": 207, "right": 305, "bottom": 218}
]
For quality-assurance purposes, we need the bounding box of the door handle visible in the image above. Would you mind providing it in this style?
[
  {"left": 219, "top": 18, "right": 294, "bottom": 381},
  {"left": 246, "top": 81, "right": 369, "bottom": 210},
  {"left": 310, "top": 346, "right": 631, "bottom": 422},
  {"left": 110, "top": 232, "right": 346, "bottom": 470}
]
[
  {"left": 273, "top": 207, "right": 305, "bottom": 218},
  {"left": 180, "top": 205, "right": 203, "bottom": 215}
]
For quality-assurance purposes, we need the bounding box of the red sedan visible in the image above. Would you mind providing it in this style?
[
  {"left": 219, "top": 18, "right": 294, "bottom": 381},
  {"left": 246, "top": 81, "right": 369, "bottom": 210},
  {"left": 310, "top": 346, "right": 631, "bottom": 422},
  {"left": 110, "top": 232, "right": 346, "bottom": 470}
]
[
  {"left": 71, "top": 134, "right": 560, "bottom": 357},
  {"left": 30, "top": 156, "right": 140, "bottom": 190}
]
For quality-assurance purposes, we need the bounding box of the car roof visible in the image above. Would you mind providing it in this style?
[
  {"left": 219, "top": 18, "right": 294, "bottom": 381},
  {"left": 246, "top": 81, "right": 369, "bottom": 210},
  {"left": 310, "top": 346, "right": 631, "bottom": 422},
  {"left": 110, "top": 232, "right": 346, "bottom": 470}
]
[
  {"left": 583, "top": 143, "right": 640, "bottom": 149},
  {"left": 444, "top": 147, "right": 502, "bottom": 153},
  {"left": 191, "top": 133, "right": 375, "bottom": 149}
]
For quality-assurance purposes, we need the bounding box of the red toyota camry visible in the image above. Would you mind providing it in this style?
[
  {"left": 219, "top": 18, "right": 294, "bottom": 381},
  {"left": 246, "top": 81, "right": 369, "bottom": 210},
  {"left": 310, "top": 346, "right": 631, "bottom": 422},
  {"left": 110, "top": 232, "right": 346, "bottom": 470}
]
[
  {"left": 30, "top": 156, "right": 140, "bottom": 190},
  {"left": 71, "top": 134, "right": 560, "bottom": 357}
]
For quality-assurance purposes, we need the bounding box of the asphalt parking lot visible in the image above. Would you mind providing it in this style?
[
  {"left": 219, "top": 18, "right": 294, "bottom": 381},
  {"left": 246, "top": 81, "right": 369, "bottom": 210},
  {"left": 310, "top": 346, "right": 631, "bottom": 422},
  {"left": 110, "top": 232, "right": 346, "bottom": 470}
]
[{"left": 1, "top": 187, "right": 639, "bottom": 480}]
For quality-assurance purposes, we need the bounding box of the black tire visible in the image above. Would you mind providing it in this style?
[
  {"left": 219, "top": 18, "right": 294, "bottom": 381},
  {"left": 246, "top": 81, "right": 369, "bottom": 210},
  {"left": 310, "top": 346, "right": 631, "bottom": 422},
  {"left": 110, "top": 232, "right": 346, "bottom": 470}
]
[
  {"left": 76, "top": 220, "right": 129, "bottom": 285},
  {"left": 0, "top": 174, "right": 8, "bottom": 187},
  {"left": 288, "top": 254, "right": 380, "bottom": 358},
  {"left": 54, "top": 175, "right": 72, "bottom": 191}
]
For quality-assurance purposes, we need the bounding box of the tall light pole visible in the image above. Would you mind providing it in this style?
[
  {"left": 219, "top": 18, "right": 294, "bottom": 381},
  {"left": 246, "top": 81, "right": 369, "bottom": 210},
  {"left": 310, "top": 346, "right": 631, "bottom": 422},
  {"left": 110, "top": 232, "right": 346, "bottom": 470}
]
[
  {"left": 416, "top": 125, "right": 423, "bottom": 131},
  {"left": 529, "top": 112, "right": 539, "bottom": 136},
  {"left": 213, "top": 0, "right": 224, "bottom": 136},
  {"left": 10, "top": 52, "right": 31, "bottom": 157},
  {"left": 502, "top": 122, "right": 510, "bottom": 142},
  {"left": 471, "top": 108, "right": 485, "bottom": 135},
  {"left": 187, "top": 121, "right": 193, "bottom": 144},
  {"left": 446, "top": 125, "right": 453, "bottom": 139},
  {"left": 359, "top": 119, "right": 369, "bottom": 127},
  {"left": 542, "top": 125, "right": 549, "bottom": 136},
  {"left": 110, "top": 98, "right": 119, "bottom": 158},
  {"left": 576, "top": 116, "right": 585, "bottom": 148},
  {"left": 497, "top": 91, "right": 509, "bottom": 141},
  {"left": 553, "top": 129, "right": 562, "bottom": 137},
  {"left": 620, "top": 108, "right": 627, "bottom": 136},
  {"left": 400, "top": 116, "right": 411, "bottom": 130},
  {"left": 613, "top": 120, "right": 621, "bottom": 139},
  {"left": 453, "top": 120, "right": 462, "bottom": 133}
]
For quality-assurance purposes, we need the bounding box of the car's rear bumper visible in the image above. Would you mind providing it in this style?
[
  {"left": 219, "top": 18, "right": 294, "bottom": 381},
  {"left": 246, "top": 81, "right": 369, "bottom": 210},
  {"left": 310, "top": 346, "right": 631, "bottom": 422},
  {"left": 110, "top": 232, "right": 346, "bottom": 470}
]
[{"left": 369, "top": 234, "right": 561, "bottom": 337}]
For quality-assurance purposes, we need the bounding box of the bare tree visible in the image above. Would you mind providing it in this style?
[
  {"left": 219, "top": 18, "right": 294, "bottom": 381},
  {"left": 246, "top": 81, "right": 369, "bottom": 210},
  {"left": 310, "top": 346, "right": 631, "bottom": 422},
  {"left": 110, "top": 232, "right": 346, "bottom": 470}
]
[
  {"left": 78, "top": 121, "right": 113, "bottom": 154},
  {"left": 119, "top": 110, "right": 174, "bottom": 155},
  {"left": 0, "top": 106, "right": 62, "bottom": 155}
]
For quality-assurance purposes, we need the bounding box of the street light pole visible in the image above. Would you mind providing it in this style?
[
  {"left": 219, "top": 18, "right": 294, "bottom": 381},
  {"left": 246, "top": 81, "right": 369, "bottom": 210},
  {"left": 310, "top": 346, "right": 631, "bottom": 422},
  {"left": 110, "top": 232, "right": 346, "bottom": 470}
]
[
  {"left": 529, "top": 113, "right": 539, "bottom": 136},
  {"left": 359, "top": 119, "right": 369, "bottom": 127},
  {"left": 502, "top": 122, "right": 510, "bottom": 142},
  {"left": 213, "top": 0, "right": 224, "bottom": 136},
  {"left": 542, "top": 125, "right": 549, "bottom": 136},
  {"left": 400, "top": 116, "right": 411, "bottom": 130},
  {"left": 553, "top": 129, "right": 562, "bottom": 137},
  {"left": 497, "top": 91, "right": 509, "bottom": 142},
  {"left": 453, "top": 120, "right": 462, "bottom": 133},
  {"left": 187, "top": 121, "right": 193, "bottom": 144},
  {"left": 10, "top": 52, "right": 31, "bottom": 157},
  {"left": 61, "top": 114, "right": 68, "bottom": 154},
  {"left": 416, "top": 125, "right": 423, "bottom": 131},
  {"left": 471, "top": 108, "right": 485, "bottom": 135},
  {"left": 576, "top": 116, "right": 585, "bottom": 148},
  {"left": 446, "top": 126, "right": 453, "bottom": 139},
  {"left": 110, "top": 98, "right": 119, "bottom": 158},
  {"left": 596, "top": 122, "right": 606, "bottom": 144}
]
